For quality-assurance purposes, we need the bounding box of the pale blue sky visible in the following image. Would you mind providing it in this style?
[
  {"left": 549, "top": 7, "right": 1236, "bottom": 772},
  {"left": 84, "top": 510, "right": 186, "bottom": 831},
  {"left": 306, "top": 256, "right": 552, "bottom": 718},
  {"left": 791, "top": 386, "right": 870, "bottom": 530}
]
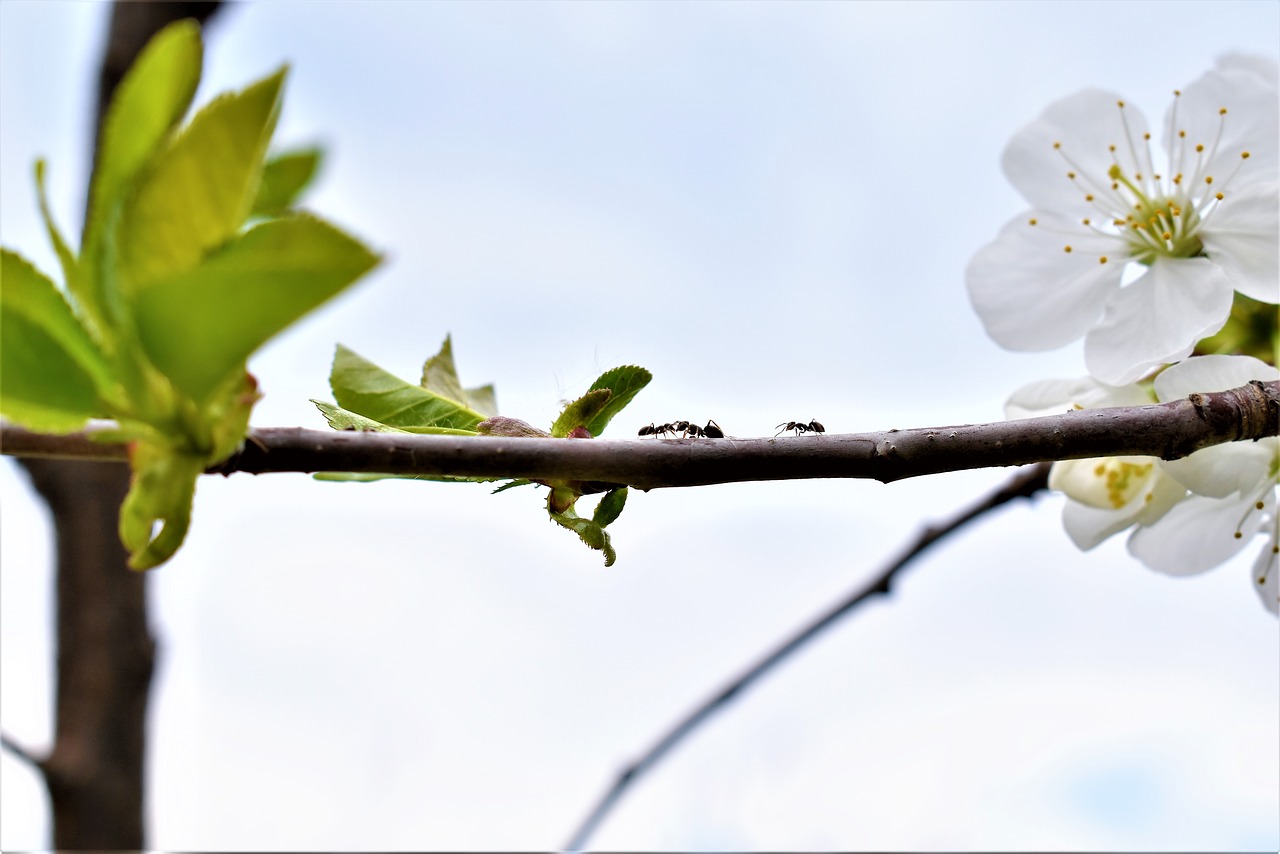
[{"left": 2, "top": 1, "right": 1278, "bottom": 849}]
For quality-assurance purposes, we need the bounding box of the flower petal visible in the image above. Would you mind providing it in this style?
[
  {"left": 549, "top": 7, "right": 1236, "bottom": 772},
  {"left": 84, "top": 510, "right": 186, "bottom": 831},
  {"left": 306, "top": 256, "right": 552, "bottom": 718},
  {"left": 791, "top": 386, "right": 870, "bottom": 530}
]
[
  {"left": 1059, "top": 470, "right": 1185, "bottom": 550},
  {"left": 966, "top": 211, "right": 1123, "bottom": 351},
  {"left": 1154, "top": 357, "right": 1280, "bottom": 495},
  {"left": 1002, "top": 88, "right": 1145, "bottom": 216},
  {"left": 1127, "top": 492, "right": 1258, "bottom": 576},
  {"left": 1004, "top": 375, "right": 1152, "bottom": 419},
  {"left": 1153, "top": 353, "right": 1280, "bottom": 397},
  {"left": 1161, "top": 439, "right": 1278, "bottom": 499},
  {"left": 1082, "top": 257, "right": 1234, "bottom": 385},
  {"left": 1250, "top": 513, "right": 1278, "bottom": 615},
  {"left": 1199, "top": 180, "right": 1280, "bottom": 303},
  {"left": 1169, "top": 63, "right": 1279, "bottom": 188}
]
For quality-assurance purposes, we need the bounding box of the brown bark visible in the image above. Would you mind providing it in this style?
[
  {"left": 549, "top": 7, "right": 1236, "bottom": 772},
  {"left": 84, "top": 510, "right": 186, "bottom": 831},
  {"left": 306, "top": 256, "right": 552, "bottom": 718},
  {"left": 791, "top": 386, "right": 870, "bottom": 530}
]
[{"left": 19, "top": 459, "right": 151, "bottom": 849}]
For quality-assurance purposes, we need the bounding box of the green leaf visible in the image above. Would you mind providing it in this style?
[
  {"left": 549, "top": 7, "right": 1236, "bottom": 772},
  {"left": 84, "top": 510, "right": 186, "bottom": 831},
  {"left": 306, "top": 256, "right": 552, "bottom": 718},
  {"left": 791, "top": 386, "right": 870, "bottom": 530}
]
[
  {"left": 549, "top": 504, "right": 617, "bottom": 567},
  {"left": 592, "top": 487, "right": 628, "bottom": 528},
  {"left": 582, "top": 365, "right": 652, "bottom": 437},
  {"left": 118, "top": 440, "right": 203, "bottom": 570},
  {"left": 420, "top": 334, "right": 469, "bottom": 402},
  {"left": 251, "top": 147, "right": 323, "bottom": 216},
  {"left": 131, "top": 213, "right": 379, "bottom": 404},
  {"left": 87, "top": 20, "right": 202, "bottom": 245},
  {"left": 464, "top": 383, "right": 498, "bottom": 417},
  {"left": 492, "top": 479, "right": 535, "bottom": 493},
  {"left": 420, "top": 335, "right": 498, "bottom": 416},
  {"left": 551, "top": 388, "right": 612, "bottom": 437},
  {"left": 312, "top": 399, "right": 412, "bottom": 433},
  {"left": 117, "top": 66, "right": 287, "bottom": 291},
  {"left": 34, "top": 161, "right": 82, "bottom": 303},
  {"left": 0, "top": 250, "right": 111, "bottom": 432},
  {"left": 330, "top": 344, "right": 487, "bottom": 431}
]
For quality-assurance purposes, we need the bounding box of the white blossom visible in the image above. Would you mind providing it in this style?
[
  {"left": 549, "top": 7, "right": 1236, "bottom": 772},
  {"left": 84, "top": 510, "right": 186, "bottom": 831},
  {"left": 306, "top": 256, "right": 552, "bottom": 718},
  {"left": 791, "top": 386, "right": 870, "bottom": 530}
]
[
  {"left": 1007, "top": 355, "right": 1279, "bottom": 613},
  {"left": 968, "top": 56, "right": 1279, "bottom": 385}
]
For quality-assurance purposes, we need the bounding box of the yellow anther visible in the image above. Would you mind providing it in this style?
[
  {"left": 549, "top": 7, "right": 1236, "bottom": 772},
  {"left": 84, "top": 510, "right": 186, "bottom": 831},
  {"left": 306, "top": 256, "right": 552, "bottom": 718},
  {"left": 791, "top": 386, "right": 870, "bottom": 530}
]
[
  {"left": 1242, "top": 151, "right": 1251, "bottom": 159},
  {"left": 1085, "top": 194, "right": 1094, "bottom": 201},
  {"left": 1195, "top": 143, "right": 1204, "bottom": 152},
  {"left": 1099, "top": 256, "right": 1108, "bottom": 264},
  {"left": 1064, "top": 245, "right": 1073, "bottom": 253},
  {"left": 1215, "top": 192, "right": 1224, "bottom": 200},
  {"left": 1067, "top": 171, "right": 1076, "bottom": 179},
  {"left": 1028, "top": 218, "right": 1038, "bottom": 225},
  {"left": 1117, "top": 100, "right": 1125, "bottom": 107},
  {"left": 1205, "top": 176, "right": 1214, "bottom": 184},
  {"left": 1082, "top": 218, "right": 1091, "bottom": 225},
  {"left": 1219, "top": 107, "right": 1228, "bottom": 115},
  {"left": 1053, "top": 141, "right": 1062, "bottom": 149}
]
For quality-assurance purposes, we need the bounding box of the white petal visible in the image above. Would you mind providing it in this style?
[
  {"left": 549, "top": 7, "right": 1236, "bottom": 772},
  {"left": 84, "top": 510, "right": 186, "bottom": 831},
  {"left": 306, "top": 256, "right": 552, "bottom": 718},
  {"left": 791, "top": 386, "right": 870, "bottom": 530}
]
[
  {"left": 1003, "top": 375, "right": 1152, "bottom": 419},
  {"left": 1128, "top": 492, "right": 1257, "bottom": 576},
  {"left": 1216, "top": 54, "right": 1280, "bottom": 88},
  {"left": 1059, "top": 471, "right": 1185, "bottom": 550},
  {"left": 1051, "top": 456, "right": 1161, "bottom": 511},
  {"left": 1249, "top": 511, "right": 1279, "bottom": 615},
  {"left": 1155, "top": 356, "right": 1279, "bottom": 500},
  {"left": 1170, "top": 66, "right": 1279, "bottom": 186},
  {"left": 1062, "top": 499, "right": 1141, "bottom": 550},
  {"left": 1002, "top": 88, "right": 1145, "bottom": 216},
  {"left": 966, "top": 211, "right": 1124, "bottom": 351},
  {"left": 1082, "top": 257, "right": 1235, "bottom": 385},
  {"left": 1153, "top": 353, "right": 1280, "bottom": 398},
  {"left": 1160, "top": 439, "right": 1279, "bottom": 498},
  {"left": 1199, "top": 180, "right": 1280, "bottom": 303}
]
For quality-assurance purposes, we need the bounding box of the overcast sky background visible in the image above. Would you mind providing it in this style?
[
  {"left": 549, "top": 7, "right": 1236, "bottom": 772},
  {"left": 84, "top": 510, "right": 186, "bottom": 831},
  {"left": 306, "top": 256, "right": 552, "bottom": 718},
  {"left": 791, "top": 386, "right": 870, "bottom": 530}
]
[{"left": 2, "top": 1, "right": 1278, "bottom": 849}]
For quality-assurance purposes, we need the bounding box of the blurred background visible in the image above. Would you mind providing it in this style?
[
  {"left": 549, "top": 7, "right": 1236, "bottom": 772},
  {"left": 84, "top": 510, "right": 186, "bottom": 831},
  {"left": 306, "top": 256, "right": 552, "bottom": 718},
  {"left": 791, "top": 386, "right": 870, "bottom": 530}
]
[{"left": 2, "top": 1, "right": 1277, "bottom": 849}]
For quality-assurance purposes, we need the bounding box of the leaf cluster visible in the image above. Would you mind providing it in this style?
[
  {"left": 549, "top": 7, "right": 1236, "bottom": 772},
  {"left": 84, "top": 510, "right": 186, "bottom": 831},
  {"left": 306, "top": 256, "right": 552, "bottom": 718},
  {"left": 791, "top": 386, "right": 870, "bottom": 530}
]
[
  {"left": 0, "top": 21, "right": 380, "bottom": 568},
  {"left": 313, "top": 337, "right": 651, "bottom": 564}
]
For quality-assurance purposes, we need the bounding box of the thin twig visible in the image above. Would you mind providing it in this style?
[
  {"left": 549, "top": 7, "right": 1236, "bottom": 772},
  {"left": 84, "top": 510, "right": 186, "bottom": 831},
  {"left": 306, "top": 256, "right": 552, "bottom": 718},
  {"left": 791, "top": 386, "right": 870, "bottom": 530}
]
[
  {"left": 562, "top": 462, "right": 1052, "bottom": 851},
  {"left": 1, "top": 380, "right": 1275, "bottom": 488},
  {"left": 0, "top": 731, "right": 45, "bottom": 773}
]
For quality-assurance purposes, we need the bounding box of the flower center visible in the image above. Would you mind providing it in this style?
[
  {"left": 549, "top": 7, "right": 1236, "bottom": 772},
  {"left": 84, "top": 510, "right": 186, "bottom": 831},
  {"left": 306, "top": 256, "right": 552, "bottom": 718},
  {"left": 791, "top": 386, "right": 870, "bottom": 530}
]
[
  {"left": 1041, "top": 93, "right": 1255, "bottom": 268},
  {"left": 1107, "top": 165, "right": 1205, "bottom": 264},
  {"left": 1052, "top": 456, "right": 1160, "bottom": 510}
]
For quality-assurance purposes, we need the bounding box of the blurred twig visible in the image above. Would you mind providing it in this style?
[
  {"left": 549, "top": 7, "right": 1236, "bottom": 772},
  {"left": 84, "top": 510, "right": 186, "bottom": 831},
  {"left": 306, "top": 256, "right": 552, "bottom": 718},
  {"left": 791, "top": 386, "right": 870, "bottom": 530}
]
[{"left": 563, "top": 461, "right": 1053, "bottom": 851}]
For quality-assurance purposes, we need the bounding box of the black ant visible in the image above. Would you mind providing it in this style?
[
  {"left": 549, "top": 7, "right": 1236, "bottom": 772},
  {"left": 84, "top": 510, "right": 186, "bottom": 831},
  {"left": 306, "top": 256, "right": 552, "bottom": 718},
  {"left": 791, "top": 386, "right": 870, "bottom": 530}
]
[
  {"left": 639, "top": 420, "right": 724, "bottom": 439},
  {"left": 775, "top": 419, "right": 825, "bottom": 437},
  {"left": 638, "top": 422, "right": 677, "bottom": 438}
]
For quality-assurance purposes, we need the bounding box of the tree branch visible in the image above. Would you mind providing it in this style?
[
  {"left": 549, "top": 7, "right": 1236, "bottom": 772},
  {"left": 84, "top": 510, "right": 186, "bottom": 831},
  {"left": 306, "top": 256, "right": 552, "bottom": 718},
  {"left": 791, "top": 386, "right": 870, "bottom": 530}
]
[
  {"left": 1, "top": 731, "right": 46, "bottom": 774},
  {"left": 3, "top": 380, "right": 1276, "bottom": 487},
  {"left": 562, "top": 461, "right": 1053, "bottom": 851}
]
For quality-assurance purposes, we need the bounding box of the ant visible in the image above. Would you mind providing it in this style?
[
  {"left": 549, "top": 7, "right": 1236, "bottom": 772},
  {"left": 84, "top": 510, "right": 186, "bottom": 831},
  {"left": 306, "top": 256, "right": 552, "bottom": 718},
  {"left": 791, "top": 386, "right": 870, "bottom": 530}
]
[
  {"left": 639, "top": 420, "right": 724, "bottom": 439},
  {"left": 775, "top": 419, "right": 825, "bottom": 437},
  {"left": 638, "top": 422, "right": 676, "bottom": 438}
]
